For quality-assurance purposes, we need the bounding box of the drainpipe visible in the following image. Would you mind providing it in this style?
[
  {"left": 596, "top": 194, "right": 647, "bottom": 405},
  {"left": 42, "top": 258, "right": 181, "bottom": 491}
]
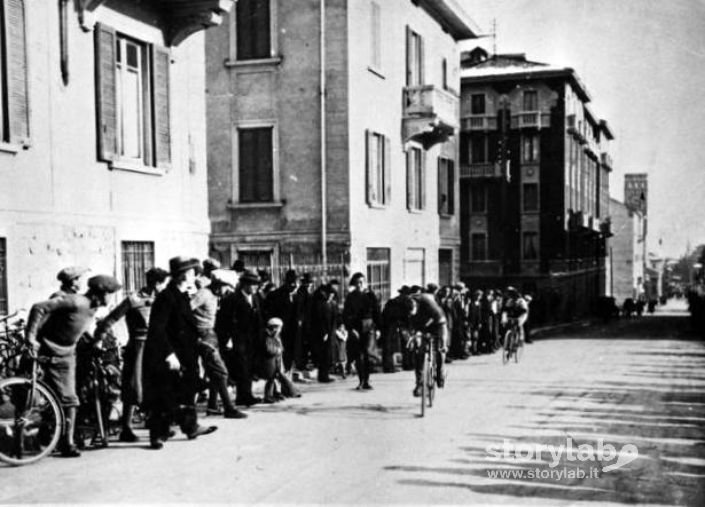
[{"left": 320, "top": 0, "right": 328, "bottom": 270}]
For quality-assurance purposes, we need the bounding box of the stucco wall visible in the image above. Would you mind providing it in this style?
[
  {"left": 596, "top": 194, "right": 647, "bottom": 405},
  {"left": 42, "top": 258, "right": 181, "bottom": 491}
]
[{"left": 0, "top": 2, "right": 210, "bottom": 310}]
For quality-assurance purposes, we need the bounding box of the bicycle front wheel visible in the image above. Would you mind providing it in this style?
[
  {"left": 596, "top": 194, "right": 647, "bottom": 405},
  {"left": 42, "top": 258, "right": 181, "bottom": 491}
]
[
  {"left": 426, "top": 353, "right": 435, "bottom": 408},
  {"left": 420, "top": 351, "right": 428, "bottom": 417},
  {"left": 0, "top": 377, "right": 63, "bottom": 466},
  {"left": 502, "top": 330, "right": 513, "bottom": 364},
  {"left": 515, "top": 337, "right": 524, "bottom": 363}
]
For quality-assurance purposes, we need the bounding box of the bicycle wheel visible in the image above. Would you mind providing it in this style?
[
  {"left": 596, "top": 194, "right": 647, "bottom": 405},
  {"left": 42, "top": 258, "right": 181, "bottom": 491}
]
[
  {"left": 502, "top": 330, "right": 514, "bottom": 364},
  {"left": 420, "top": 351, "right": 428, "bottom": 417},
  {"left": 515, "top": 336, "right": 524, "bottom": 363},
  {"left": 426, "top": 352, "right": 435, "bottom": 408},
  {"left": 0, "top": 377, "right": 63, "bottom": 466}
]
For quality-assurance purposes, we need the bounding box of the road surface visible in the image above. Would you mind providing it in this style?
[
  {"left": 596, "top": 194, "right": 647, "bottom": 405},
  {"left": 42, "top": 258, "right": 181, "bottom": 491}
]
[{"left": 2, "top": 300, "right": 703, "bottom": 505}]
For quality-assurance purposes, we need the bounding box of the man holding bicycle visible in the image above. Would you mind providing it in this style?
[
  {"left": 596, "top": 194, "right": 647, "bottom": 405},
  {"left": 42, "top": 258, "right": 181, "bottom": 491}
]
[
  {"left": 406, "top": 293, "right": 448, "bottom": 397},
  {"left": 24, "top": 275, "right": 122, "bottom": 457}
]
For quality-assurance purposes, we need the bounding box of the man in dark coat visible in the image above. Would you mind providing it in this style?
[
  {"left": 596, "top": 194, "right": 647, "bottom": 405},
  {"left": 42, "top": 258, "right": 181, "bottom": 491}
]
[
  {"left": 216, "top": 269, "right": 263, "bottom": 406},
  {"left": 264, "top": 269, "right": 299, "bottom": 372},
  {"left": 381, "top": 286, "right": 412, "bottom": 373},
  {"left": 310, "top": 283, "right": 336, "bottom": 383},
  {"left": 143, "top": 257, "right": 217, "bottom": 450},
  {"left": 343, "top": 272, "right": 381, "bottom": 390}
]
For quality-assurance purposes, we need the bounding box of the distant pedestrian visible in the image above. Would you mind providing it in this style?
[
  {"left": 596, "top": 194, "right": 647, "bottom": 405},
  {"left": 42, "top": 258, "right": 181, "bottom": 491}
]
[{"left": 343, "top": 273, "right": 381, "bottom": 390}]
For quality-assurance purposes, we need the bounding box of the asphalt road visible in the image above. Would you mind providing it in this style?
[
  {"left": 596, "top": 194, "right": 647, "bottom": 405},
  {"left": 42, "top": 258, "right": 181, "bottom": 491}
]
[{"left": 2, "top": 301, "right": 704, "bottom": 505}]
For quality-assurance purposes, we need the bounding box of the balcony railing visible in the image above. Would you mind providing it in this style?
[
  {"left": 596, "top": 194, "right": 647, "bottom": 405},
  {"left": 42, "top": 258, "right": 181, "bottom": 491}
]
[
  {"left": 402, "top": 85, "right": 459, "bottom": 147},
  {"left": 548, "top": 258, "right": 600, "bottom": 273},
  {"left": 466, "top": 260, "right": 503, "bottom": 276},
  {"left": 460, "top": 162, "right": 503, "bottom": 179},
  {"left": 511, "top": 111, "right": 551, "bottom": 129},
  {"left": 460, "top": 115, "right": 497, "bottom": 131}
]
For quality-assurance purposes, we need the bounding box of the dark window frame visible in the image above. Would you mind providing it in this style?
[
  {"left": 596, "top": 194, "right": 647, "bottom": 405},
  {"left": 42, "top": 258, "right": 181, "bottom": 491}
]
[
  {"left": 238, "top": 126, "right": 274, "bottom": 203},
  {"left": 236, "top": 0, "right": 272, "bottom": 61},
  {"left": 121, "top": 241, "right": 155, "bottom": 295}
]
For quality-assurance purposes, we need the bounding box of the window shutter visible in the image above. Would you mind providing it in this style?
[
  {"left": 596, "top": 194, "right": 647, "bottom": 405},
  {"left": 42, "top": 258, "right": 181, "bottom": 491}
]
[
  {"left": 448, "top": 160, "right": 455, "bottom": 215},
  {"left": 437, "top": 158, "right": 445, "bottom": 215},
  {"left": 152, "top": 45, "right": 171, "bottom": 169},
  {"left": 365, "top": 130, "right": 374, "bottom": 205},
  {"left": 420, "top": 150, "right": 427, "bottom": 210},
  {"left": 406, "top": 150, "right": 412, "bottom": 210},
  {"left": 405, "top": 26, "right": 412, "bottom": 86},
  {"left": 5, "top": 0, "right": 30, "bottom": 145},
  {"left": 418, "top": 34, "right": 425, "bottom": 85},
  {"left": 94, "top": 23, "right": 117, "bottom": 162},
  {"left": 383, "top": 135, "right": 391, "bottom": 205}
]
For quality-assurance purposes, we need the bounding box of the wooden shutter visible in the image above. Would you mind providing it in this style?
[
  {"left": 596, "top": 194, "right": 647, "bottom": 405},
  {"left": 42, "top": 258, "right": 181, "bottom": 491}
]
[
  {"left": 418, "top": 34, "right": 425, "bottom": 85},
  {"left": 365, "top": 130, "right": 374, "bottom": 205},
  {"left": 405, "top": 26, "right": 412, "bottom": 86},
  {"left": 437, "top": 158, "right": 445, "bottom": 214},
  {"left": 420, "top": 150, "right": 427, "bottom": 210},
  {"left": 95, "top": 23, "right": 117, "bottom": 162},
  {"left": 5, "top": 0, "right": 30, "bottom": 145},
  {"left": 406, "top": 150, "right": 412, "bottom": 209},
  {"left": 152, "top": 45, "right": 171, "bottom": 169},
  {"left": 383, "top": 135, "right": 391, "bottom": 205},
  {"left": 448, "top": 160, "right": 455, "bottom": 215}
]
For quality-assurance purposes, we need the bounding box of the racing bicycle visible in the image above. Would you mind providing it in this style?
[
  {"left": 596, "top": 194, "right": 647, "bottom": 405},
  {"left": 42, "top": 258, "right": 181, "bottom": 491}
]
[{"left": 502, "top": 318, "right": 524, "bottom": 364}]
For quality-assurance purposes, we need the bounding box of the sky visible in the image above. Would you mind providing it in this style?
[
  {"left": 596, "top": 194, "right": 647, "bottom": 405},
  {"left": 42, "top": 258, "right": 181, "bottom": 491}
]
[{"left": 458, "top": 0, "right": 705, "bottom": 258}]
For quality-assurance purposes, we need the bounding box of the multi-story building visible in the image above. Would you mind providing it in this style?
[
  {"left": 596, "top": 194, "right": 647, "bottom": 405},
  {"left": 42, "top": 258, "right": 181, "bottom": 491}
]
[
  {"left": 0, "top": 0, "right": 232, "bottom": 314},
  {"left": 458, "top": 49, "right": 615, "bottom": 324},
  {"left": 206, "top": 0, "right": 479, "bottom": 300},
  {"left": 608, "top": 197, "right": 645, "bottom": 303}
]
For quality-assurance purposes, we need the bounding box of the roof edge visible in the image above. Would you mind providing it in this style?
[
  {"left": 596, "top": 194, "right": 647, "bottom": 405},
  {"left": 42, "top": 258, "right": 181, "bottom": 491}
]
[{"left": 416, "top": 0, "right": 482, "bottom": 40}]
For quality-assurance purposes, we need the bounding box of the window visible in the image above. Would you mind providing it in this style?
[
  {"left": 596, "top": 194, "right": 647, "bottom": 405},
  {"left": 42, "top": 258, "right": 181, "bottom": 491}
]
[
  {"left": 95, "top": 24, "right": 171, "bottom": 169},
  {"left": 470, "top": 185, "right": 487, "bottom": 213},
  {"left": 523, "top": 232, "right": 539, "bottom": 260},
  {"left": 0, "top": 238, "right": 7, "bottom": 315},
  {"left": 370, "top": 1, "right": 381, "bottom": 71},
  {"left": 239, "top": 127, "right": 274, "bottom": 203},
  {"left": 366, "top": 248, "right": 390, "bottom": 303},
  {"left": 523, "top": 90, "right": 538, "bottom": 111},
  {"left": 406, "top": 146, "right": 425, "bottom": 210},
  {"left": 405, "top": 27, "right": 424, "bottom": 86},
  {"left": 471, "top": 135, "right": 488, "bottom": 163},
  {"left": 523, "top": 183, "right": 539, "bottom": 212},
  {"left": 471, "top": 234, "right": 487, "bottom": 261},
  {"left": 441, "top": 58, "right": 448, "bottom": 90},
  {"left": 471, "top": 94, "right": 486, "bottom": 115},
  {"left": 236, "top": 0, "right": 271, "bottom": 60},
  {"left": 522, "top": 134, "right": 539, "bottom": 163},
  {"left": 237, "top": 249, "right": 273, "bottom": 273},
  {"left": 0, "top": 0, "right": 30, "bottom": 146},
  {"left": 121, "top": 241, "right": 155, "bottom": 295},
  {"left": 366, "top": 130, "right": 390, "bottom": 206},
  {"left": 438, "top": 157, "right": 455, "bottom": 215},
  {"left": 404, "top": 248, "right": 425, "bottom": 286}
]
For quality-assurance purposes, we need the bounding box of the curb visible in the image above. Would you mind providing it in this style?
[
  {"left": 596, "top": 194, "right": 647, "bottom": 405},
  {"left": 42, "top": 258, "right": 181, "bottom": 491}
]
[{"left": 530, "top": 319, "right": 596, "bottom": 340}]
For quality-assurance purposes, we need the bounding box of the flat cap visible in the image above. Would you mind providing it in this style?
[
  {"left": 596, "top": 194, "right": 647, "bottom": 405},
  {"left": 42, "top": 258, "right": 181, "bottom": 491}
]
[
  {"left": 88, "top": 275, "right": 121, "bottom": 294},
  {"left": 57, "top": 266, "right": 89, "bottom": 283},
  {"left": 239, "top": 269, "right": 261, "bottom": 285}
]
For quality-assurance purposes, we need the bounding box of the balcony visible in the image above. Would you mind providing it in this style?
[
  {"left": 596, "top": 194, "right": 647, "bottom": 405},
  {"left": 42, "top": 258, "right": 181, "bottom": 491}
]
[
  {"left": 402, "top": 85, "right": 459, "bottom": 148},
  {"left": 511, "top": 112, "right": 551, "bottom": 129},
  {"left": 600, "top": 152, "right": 613, "bottom": 171},
  {"left": 567, "top": 114, "right": 578, "bottom": 134},
  {"left": 460, "top": 115, "right": 497, "bottom": 131},
  {"left": 460, "top": 161, "right": 505, "bottom": 179},
  {"left": 600, "top": 219, "right": 613, "bottom": 237}
]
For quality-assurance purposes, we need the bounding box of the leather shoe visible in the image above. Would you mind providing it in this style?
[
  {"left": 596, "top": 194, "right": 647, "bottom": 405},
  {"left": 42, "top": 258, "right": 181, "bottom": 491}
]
[
  {"left": 224, "top": 409, "right": 247, "bottom": 419},
  {"left": 187, "top": 425, "right": 218, "bottom": 440},
  {"left": 413, "top": 385, "right": 422, "bottom": 397},
  {"left": 318, "top": 377, "right": 335, "bottom": 383},
  {"left": 119, "top": 429, "right": 139, "bottom": 443},
  {"left": 362, "top": 382, "right": 373, "bottom": 390},
  {"left": 235, "top": 396, "right": 262, "bottom": 407},
  {"left": 206, "top": 407, "right": 223, "bottom": 416},
  {"left": 150, "top": 438, "right": 164, "bottom": 450},
  {"left": 60, "top": 444, "right": 81, "bottom": 458}
]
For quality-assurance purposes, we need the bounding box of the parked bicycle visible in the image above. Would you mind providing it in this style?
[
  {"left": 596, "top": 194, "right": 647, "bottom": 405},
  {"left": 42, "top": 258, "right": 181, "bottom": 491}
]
[{"left": 502, "top": 318, "right": 524, "bottom": 364}]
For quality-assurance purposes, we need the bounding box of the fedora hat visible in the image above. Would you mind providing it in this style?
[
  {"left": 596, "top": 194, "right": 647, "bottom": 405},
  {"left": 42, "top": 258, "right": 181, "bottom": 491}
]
[{"left": 169, "top": 256, "right": 200, "bottom": 276}]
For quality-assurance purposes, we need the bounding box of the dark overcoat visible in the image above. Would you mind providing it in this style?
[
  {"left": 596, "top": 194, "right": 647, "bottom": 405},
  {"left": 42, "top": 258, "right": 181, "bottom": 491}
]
[{"left": 216, "top": 290, "right": 263, "bottom": 383}]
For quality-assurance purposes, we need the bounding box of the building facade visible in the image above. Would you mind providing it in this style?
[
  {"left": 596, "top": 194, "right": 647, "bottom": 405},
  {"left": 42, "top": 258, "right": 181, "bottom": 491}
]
[
  {"left": 0, "top": 0, "right": 231, "bottom": 314},
  {"left": 608, "top": 197, "right": 645, "bottom": 303},
  {"left": 458, "top": 50, "right": 615, "bottom": 324},
  {"left": 206, "top": 0, "right": 479, "bottom": 300}
]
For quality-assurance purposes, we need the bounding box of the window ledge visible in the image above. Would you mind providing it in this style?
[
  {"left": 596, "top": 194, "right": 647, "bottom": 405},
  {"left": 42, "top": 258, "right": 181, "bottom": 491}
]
[
  {"left": 407, "top": 208, "right": 425, "bottom": 214},
  {"left": 439, "top": 213, "right": 455, "bottom": 219},
  {"left": 367, "top": 202, "right": 387, "bottom": 210},
  {"left": 225, "top": 57, "right": 282, "bottom": 69},
  {"left": 367, "top": 66, "right": 385, "bottom": 80},
  {"left": 0, "top": 142, "right": 21, "bottom": 155},
  {"left": 110, "top": 160, "right": 165, "bottom": 176},
  {"left": 228, "top": 201, "right": 284, "bottom": 210}
]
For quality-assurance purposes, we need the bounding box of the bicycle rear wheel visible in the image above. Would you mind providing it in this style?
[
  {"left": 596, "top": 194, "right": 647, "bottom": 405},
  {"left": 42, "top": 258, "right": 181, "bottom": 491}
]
[
  {"left": 515, "top": 337, "right": 524, "bottom": 363},
  {"left": 502, "top": 330, "right": 513, "bottom": 364},
  {"left": 0, "top": 377, "right": 63, "bottom": 466}
]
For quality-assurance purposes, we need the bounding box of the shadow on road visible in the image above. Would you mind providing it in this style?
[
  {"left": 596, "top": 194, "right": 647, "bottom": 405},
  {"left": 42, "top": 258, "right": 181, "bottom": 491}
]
[{"left": 385, "top": 312, "right": 705, "bottom": 505}]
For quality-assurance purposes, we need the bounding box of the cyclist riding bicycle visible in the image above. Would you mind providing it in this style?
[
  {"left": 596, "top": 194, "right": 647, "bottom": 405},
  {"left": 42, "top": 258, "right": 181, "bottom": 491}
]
[
  {"left": 404, "top": 293, "right": 448, "bottom": 397},
  {"left": 501, "top": 286, "right": 529, "bottom": 344}
]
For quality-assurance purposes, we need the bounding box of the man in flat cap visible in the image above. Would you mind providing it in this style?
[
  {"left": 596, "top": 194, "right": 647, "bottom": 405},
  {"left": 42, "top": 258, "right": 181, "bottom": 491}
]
[
  {"left": 51, "top": 266, "right": 90, "bottom": 298},
  {"left": 143, "top": 256, "right": 217, "bottom": 450},
  {"left": 216, "top": 269, "right": 263, "bottom": 406},
  {"left": 95, "top": 267, "right": 170, "bottom": 442},
  {"left": 25, "top": 274, "right": 122, "bottom": 456}
]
